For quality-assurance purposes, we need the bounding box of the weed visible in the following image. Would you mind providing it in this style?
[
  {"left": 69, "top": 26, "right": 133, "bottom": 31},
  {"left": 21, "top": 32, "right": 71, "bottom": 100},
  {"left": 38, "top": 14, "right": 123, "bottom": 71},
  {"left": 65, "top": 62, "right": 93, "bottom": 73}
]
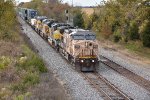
[
  {"left": 11, "top": 72, "right": 39, "bottom": 93},
  {"left": 11, "top": 45, "right": 47, "bottom": 94},
  {"left": 14, "top": 92, "right": 31, "bottom": 100},
  {"left": 125, "top": 41, "right": 150, "bottom": 59},
  {"left": 17, "top": 45, "right": 47, "bottom": 73},
  {"left": 0, "top": 56, "right": 11, "bottom": 70},
  {"left": 23, "top": 72, "right": 39, "bottom": 87}
]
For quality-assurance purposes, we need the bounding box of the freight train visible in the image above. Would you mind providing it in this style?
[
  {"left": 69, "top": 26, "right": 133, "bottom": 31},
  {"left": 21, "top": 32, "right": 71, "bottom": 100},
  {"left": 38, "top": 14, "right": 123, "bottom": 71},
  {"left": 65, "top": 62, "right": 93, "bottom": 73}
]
[{"left": 18, "top": 7, "right": 99, "bottom": 72}]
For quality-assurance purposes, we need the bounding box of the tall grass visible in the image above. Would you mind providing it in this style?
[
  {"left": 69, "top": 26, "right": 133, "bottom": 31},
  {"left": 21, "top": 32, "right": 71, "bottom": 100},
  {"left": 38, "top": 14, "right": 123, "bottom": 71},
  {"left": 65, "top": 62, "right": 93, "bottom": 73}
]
[
  {"left": 11, "top": 45, "right": 47, "bottom": 93},
  {"left": 125, "top": 41, "right": 150, "bottom": 59},
  {"left": 17, "top": 45, "right": 47, "bottom": 73}
]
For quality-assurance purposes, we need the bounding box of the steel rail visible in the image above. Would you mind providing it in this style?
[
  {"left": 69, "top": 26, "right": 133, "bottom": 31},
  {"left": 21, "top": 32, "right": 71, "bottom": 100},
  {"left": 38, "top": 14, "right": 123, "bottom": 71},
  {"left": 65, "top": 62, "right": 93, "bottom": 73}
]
[{"left": 81, "top": 72, "right": 131, "bottom": 100}]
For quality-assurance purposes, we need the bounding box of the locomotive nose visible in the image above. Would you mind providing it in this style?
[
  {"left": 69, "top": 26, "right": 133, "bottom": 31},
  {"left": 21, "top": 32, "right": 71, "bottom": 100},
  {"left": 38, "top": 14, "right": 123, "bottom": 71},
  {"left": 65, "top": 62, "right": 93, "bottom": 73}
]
[{"left": 85, "top": 42, "right": 93, "bottom": 49}]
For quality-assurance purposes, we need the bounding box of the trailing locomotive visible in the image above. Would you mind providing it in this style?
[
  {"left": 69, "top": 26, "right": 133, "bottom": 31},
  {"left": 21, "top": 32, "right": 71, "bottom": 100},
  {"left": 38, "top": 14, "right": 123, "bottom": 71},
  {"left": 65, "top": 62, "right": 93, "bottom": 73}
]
[
  {"left": 18, "top": 7, "right": 99, "bottom": 72},
  {"left": 18, "top": 7, "right": 37, "bottom": 22}
]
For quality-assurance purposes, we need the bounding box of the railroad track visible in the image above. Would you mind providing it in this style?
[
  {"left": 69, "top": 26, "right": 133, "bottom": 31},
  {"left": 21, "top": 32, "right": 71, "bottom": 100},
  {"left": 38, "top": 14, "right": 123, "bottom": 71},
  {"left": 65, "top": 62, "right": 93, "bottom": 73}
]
[
  {"left": 99, "top": 55, "right": 150, "bottom": 93},
  {"left": 81, "top": 72, "right": 131, "bottom": 100}
]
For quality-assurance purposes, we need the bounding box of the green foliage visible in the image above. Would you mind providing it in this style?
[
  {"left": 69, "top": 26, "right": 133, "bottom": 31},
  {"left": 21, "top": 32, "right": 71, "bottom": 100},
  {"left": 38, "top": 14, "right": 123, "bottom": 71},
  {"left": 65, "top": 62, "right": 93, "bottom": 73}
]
[
  {"left": 0, "top": 0, "right": 18, "bottom": 41},
  {"left": 12, "top": 72, "right": 39, "bottom": 92},
  {"left": 23, "top": 72, "right": 39, "bottom": 86},
  {"left": 14, "top": 92, "right": 31, "bottom": 100},
  {"left": 113, "top": 29, "right": 121, "bottom": 42},
  {"left": 128, "top": 20, "right": 139, "bottom": 40},
  {"left": 17, "top": 45, "right": 47, "bottom": 73},
  {"left": 140, "top": 20, "right": 150, "bottom": 47},
  {"left": 73, "top": 9, "right": 84, "bottom": 28},
  {"left": 20, "top": 0, "right": 70, "bottom": 22},
  {"left": 0, "top": 56, "right": 11, "bottom": 70},
  {"left": 11, "top": 45, "right": 47, "bottom": 93},
  {"left": 83, "top": 12, "right": 99, "bottom": 30},
  {"left": 125, "top": 41, "right": 150, "bottom": 58},
  {"left": 85, "top": 0, "right": 150, "bottom": 48}
]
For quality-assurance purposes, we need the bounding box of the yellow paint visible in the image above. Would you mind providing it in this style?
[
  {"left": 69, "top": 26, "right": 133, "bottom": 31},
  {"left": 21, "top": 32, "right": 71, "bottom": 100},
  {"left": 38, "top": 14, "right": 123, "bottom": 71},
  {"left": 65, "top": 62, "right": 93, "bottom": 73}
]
[
  {"left": 79, "top": 56, "right": 97, "bottom": 59},
  {"left": 53, "top": 30, "right": 62, "bottom": 40}
]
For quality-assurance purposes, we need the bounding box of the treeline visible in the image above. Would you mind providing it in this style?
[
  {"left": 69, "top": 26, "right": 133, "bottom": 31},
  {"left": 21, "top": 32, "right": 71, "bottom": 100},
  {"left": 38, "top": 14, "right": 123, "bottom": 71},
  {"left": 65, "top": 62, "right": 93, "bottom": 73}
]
[
  {"left": 19, "top": 0, "right": 150, "bottom": 48},
  {"left": 74, "top": 0, "right": 150, "bottom": 48},
  {"left": 20, "top": 0, "right": 70, "bottom": 22},
  {"left": 0, "top": 0, "right": 18, "bottom": 41}
]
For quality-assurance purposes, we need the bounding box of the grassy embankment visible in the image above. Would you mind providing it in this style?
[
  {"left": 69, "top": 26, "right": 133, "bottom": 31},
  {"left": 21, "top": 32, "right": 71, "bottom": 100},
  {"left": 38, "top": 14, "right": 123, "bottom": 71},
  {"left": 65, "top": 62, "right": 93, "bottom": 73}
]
[
  {"left": 0, "top": 35, "right": 48, "bottom": 100},
  {"left": 0, "top": 2, "right": 48, "bottom": 99},
  {"left": 97, "top": 34, "right": 150, "bottom": 59},
  {"left": 0, "top": 30, "right": 48, "bottom": 99}
]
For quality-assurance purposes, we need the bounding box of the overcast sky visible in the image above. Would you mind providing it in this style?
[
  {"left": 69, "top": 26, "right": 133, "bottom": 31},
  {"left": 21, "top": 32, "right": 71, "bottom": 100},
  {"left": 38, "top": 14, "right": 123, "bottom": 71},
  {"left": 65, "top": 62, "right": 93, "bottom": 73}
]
[{"left": 16, "top": 0, "right": 104, "bottom": 6}]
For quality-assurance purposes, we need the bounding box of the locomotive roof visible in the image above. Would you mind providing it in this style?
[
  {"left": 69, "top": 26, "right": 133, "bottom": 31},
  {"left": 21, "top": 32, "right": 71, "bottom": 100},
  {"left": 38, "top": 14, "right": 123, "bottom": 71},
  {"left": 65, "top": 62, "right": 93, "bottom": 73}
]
[
  {"left": 51, "top": 23, "right": 71, "bottom": 27},
  {"left": 42, "top": 19, "right": 55, "bottom": 23},
  {"left": 35, "top": 16, "right": 47, "bottom": 20},
  {"left": 42, "top": 19, "right": 55, "bottom": 24},
  {"left": 65, "top": 29, "right": 95, "bottom": 35},
  {"left": 27, "top": 9, "right": 37, "bottom": 11},
  {"left": 68, "top": 30, "right": 96, "bottom": 40},
  {"left": 71, "top": 31, "right": 95, "bottom": 35}
]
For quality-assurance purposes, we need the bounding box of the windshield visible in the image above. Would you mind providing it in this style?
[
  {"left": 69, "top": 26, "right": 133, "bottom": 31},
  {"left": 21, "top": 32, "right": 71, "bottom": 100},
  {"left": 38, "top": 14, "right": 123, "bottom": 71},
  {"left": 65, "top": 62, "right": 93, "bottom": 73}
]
[
  {"left": 85, "top": 34, "right": 96, "bottom": 40},
  {"left": 72, "top": 34, "right": 96, "bottom": 40},
  {"left": 72, "top": 35, "right": 85, "bottom": 40}
]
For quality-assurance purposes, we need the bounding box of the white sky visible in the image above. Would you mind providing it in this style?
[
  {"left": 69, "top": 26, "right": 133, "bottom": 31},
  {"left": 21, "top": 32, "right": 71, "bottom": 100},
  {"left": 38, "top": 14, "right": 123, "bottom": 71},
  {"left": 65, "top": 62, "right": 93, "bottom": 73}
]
[{"left": 16, "top": 0, "right": 104, "bottom": 6}]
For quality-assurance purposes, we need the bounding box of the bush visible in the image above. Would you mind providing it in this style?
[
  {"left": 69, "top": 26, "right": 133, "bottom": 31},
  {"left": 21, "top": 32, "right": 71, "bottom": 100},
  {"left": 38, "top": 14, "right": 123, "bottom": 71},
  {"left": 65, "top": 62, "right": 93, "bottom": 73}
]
[
  {"left": 142, "top": 23, "right": 150, "bottom": 47},
  {"left": 73, "top": 9, "right": 84, "bottom": 28},
  {"left": 113, "top": 34, "right": 121, "bottom": 42},
  {"left": 14, "top": 92, "right": 31, "bottom": 100},
  {"left": 113, "top": 29, "right": 121, "bottom": 42},
  {"left": 139, "top": 20, "right": 150, "bottom": 47},
  {"left": 17, "top": 45, "right": 47, "bottom": 73},
  {"left": 11, "top": 72, "right": 39, "bottom": 92},
  {"left": 142, "top": 33, "right": 150, "bottom": 47},
  {"left": 23, "top": 72, "right": 39, "bottom": 86},
  {"left": 128, "top": 21, "right": 139, "bottom": 40}
]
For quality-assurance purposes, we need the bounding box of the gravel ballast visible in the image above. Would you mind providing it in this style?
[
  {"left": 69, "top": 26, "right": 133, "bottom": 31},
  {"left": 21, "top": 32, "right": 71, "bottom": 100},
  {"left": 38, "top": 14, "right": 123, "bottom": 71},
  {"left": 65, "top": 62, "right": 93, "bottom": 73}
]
[
  {"left": 18, "top": 17, "right": 103, "bottom": 100},
  {"left": 98, "top": 63, "right": 150, "bottom": 100},
  {"left": 100, "top": 48, "right": 150, "bottom": 81}
]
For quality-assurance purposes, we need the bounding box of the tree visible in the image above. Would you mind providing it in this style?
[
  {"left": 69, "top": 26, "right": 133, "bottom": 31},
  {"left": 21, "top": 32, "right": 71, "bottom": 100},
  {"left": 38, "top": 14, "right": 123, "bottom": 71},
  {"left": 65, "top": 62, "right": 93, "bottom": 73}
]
[
  {"left": 73, "top": 9, "right": 84, "bottom": 28},
  {"left": 21, "top": 0, "right": 70, "bottom": 22},
  {"left": 139, "top": 20, "right": 150, "bottom": 47},
  {"left": 0, "top": 0, "right": 17, "bottom": 41},
  {"left": 128, "top": 20, "right": 139, "bottom": 40}
]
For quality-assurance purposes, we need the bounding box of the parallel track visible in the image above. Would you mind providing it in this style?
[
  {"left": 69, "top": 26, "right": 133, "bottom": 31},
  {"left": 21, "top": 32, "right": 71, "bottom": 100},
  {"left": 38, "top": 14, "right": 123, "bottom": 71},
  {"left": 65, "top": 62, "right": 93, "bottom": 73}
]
[
  {"left": 81, "top": 72, "right": 131, "bottom": 100},
  {"left": 100, "top": 55, "right": 150, "bottom": 93}
]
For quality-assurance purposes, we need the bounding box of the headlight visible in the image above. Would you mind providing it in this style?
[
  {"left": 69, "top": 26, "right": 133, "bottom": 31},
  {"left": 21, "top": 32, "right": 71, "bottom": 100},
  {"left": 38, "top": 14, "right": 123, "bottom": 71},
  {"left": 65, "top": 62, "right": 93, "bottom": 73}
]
[
  {"left": 92, "top": 60, "right": 95, "bottom": 62},
  {"left": 75, "top": 45, "right": 80, "bottom": 49},
  {"left": 81, "top": 60, "right": 84, "bottom": 63}
]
